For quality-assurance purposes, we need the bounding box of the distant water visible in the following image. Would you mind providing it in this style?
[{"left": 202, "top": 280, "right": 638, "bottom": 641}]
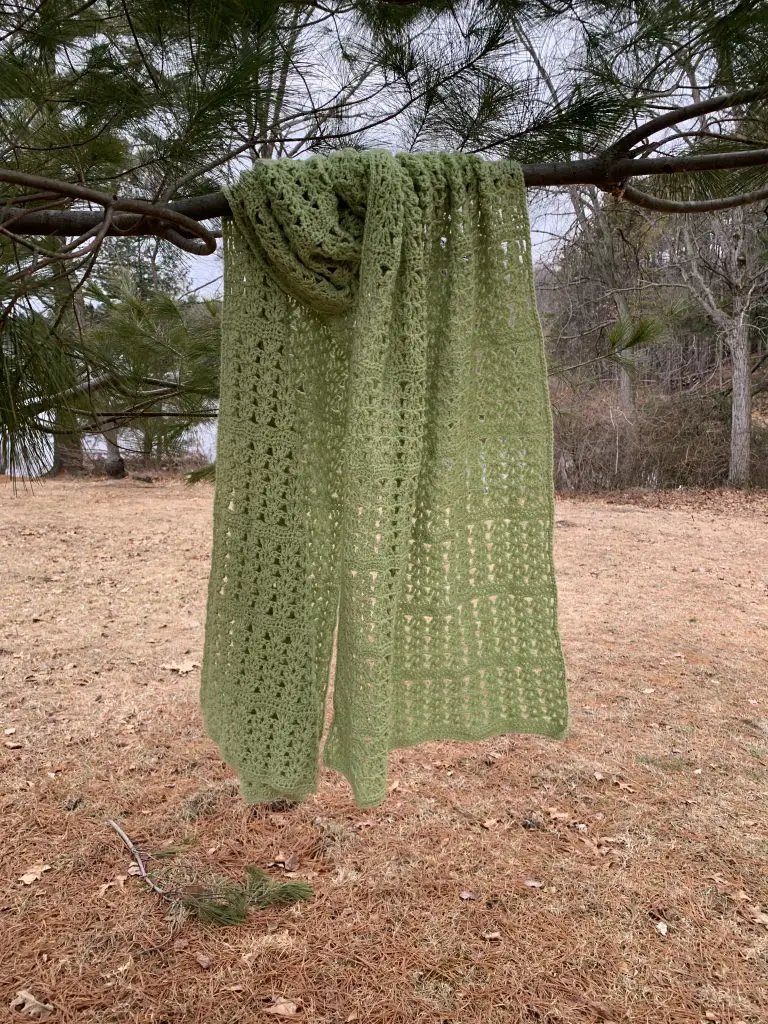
[{"left": 9, "top": 421, "right": 217, "bottom": 478}]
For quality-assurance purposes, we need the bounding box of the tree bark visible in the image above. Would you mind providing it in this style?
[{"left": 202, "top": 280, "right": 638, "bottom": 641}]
[
  {"left": 613, "top": 293, "right": 636, "bottom": 418},
  {"left": 49, "top": 406, "right": 84, "bottom": 475},
  {"left": 47, "top": 237, "right": 86, "bottom": 475},
  {"left": 103, "top": 428, "right": 125, "bottom": 478},
  {"left": 728, "top": 316, "right": 751, "bottom": 487},
  {"left": 141, "top": 428, "right": 154, "bottom": 468},
  {"left": 7, "top": 144, "right": 768, "bottom": 244},
  {"left": 51, "top": 429, "right": 84, "bottom": 475},
  {"left": 618, "top": 362, "right": 635, "bottom": 416}
]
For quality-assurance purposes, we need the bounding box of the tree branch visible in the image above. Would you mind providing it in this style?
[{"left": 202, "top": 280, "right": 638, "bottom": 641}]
[
  {"left": 621, "top": 181, "right": 768, "bottom": 214},
  {"left": 609, "top": 88, "right": 768, "bottom": 155},
  {"left": 4, "top": 145, "right": 768, "bottom": 248},
  {"left": 0, "top": 169, "right": 217, "bottom": 254}
]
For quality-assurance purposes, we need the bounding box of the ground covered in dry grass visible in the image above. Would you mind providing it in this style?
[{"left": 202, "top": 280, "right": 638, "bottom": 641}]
[{"left": 2, "top": 480, "right": 767, "bottom": 1024}]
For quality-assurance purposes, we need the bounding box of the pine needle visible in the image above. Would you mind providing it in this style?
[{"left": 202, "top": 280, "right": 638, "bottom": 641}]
[
  {"left": 245, "top": 866, "right": 314, "bottom": 909},
  {"left": 180, "top": 866, "right": 313, "bottom": 926},
  {"left": 186, "top": 462, "right": 215, "bottom": 485}
]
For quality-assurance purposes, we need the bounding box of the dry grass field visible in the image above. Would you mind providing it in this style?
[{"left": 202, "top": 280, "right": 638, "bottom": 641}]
[{"left": 2, "top": 479, "right": 767, "bottom": 1024}]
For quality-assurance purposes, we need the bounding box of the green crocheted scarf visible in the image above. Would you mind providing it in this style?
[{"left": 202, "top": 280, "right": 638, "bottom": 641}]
[{"left": 201, "top": 150, "right": 568, "bottom": 807}]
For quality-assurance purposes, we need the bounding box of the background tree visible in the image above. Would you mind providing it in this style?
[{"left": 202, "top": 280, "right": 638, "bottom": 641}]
[
  {"left": 93, "top": 237, "right": 192, "bottom": 301},
  {"left": 2, "top": 0, "right": 768, "bottom": 481},
  {"left": 540, "top": 190, "right": 768, "bottom": 489}
]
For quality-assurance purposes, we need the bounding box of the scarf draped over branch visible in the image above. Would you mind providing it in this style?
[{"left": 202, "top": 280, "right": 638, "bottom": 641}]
[{"left": 202, "top": 151, "right": 568, "bottom": 807}]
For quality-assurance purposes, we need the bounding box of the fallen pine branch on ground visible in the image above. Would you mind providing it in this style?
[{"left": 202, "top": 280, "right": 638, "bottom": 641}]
[{"left": 108, "top": 820, "right": 314, "bottom": 926}]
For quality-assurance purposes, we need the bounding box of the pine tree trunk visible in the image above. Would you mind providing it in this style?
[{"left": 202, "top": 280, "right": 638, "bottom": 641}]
[
  {"left": 51, "top": 434, "right": 84, "bottom": 475},
  {"left": 728, "top": 317, "right": 751, "bottom": 487},
  {"left": 103, "top": 428, "right": 125, "bottom": 478},
  {"left": 47, "top": 237, "right": 86, "bottom": 476},
  {"left": 50, "top": 409, "right": 84, "bottom": 475},
  {"left": 141, "top": 428, "right": 154, "bottom": 468}
]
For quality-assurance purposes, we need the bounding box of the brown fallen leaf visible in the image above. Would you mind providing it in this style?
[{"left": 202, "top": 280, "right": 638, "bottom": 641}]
[
  {"left": 264, "top": 996, "right": 301, "bottom": 1016},
  {"left": 576, "top": 835, "right": 603, "bottom": 857},
  {"left": 161, "top": 661, "right": 200, "bottom": 675},
  {"left": 19, "top": 864, "right": 51, "bottom": 885},
  {"left": 97, "top": 874, "right": 127, "bottom": 897},
  {"left": 267, "top": 852, "right": 301, "bottom": 872},
  {"left": 173, "top": 938, "right": 190, "bottom": 951},
  {"left": 748, "top": 906, "right": 768, "bottom": 928},
  {"left": 481, "top": 819, "right": 498, "bottom": 830},
  {"left": 614, "top": 778, "right": 638, "bottom": 794},
  {"left": 346, "top": 1013, "right": 359, "bottom": 1022},
  {"left": 387, "top": 779, "right": 400, "bottom": 794},
  {"left": 547, "top": 807, "right": 570, "bottom": 821},
  {"left": 195, "top": 953, "right": 212, "bottom": 969},
  {"left": 10, "top": 990, "right": 54, "bottom": 1019}
]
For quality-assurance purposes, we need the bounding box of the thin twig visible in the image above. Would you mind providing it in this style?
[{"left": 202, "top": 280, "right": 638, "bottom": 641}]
[
  {"left": 0, "top": 167, "right": 217, "bottom": 255},
  {"left": 108, "top": 819, "right": 168, "bottom": 897},
  {"left": 610, "top": 87, "right": 768, "bottom": 155},
  {"left": 621, "top": 181, "right": 768, "bottom": 214}
]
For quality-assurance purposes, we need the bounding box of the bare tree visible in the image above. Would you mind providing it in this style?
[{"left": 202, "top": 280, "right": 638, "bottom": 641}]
[
  {"left": 3, "top": 1, "right": 768, "bottom": 481},
  {"left": 676, "top": 207, "right": 768, "bottom": 485}
]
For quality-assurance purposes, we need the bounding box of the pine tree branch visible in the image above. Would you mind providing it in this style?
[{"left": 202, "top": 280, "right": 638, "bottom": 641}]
[
  {"left": 4, "top": 145, "right": 768, "bottom": 247},
  {"left": 0, "top": 169, "right": 217, "bottom": 254},
  {"left": 119, "top": 0, "right": 162, "bottom": 92},
  {"left": 621, "top": 181, "right": 768, "bottom": 213},
  {"left": 109, "top": 820, "right": 168, "bottom": 897},
  {"left": 609, "top": 88, "right": 768, "bottom": 155}
]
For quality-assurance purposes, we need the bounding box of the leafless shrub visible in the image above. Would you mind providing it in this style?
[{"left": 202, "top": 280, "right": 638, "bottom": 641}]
[{"left": 553, "top": 385, "right": 768, "bottom": 492}]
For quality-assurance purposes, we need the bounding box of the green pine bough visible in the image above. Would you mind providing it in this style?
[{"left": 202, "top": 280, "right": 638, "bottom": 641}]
[
  {"left": 202, "top": 150, "right": 569, "bottom": 807},
  {"left": 182, "top": 867, "right": 314, "bottom": 927}
]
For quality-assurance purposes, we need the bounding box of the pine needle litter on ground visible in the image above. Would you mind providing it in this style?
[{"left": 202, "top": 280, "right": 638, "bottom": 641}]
[{"left": 1, "top": 479, "right": 767, "bottom": 1024}]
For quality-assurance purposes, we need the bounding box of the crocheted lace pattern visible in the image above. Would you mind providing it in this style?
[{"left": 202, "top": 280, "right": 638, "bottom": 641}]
[{"left": 201, "top": 151, "right": 568, "bottom": 806}]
